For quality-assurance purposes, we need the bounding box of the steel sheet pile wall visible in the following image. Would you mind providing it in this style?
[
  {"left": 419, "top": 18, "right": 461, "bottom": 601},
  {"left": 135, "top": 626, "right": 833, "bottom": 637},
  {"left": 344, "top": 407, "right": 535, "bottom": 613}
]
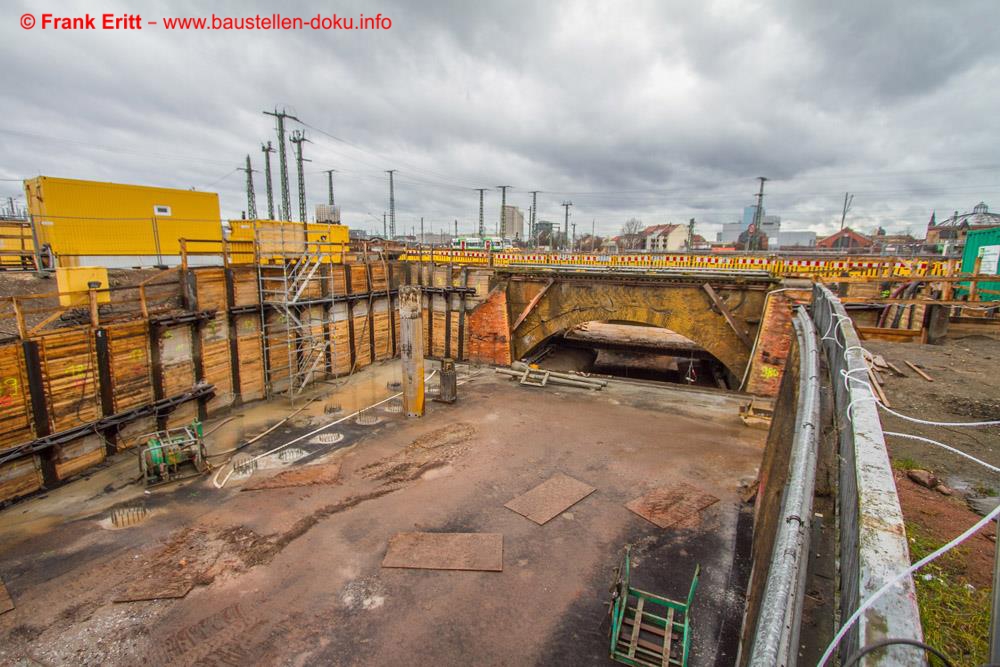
[
  {"left": 811, "top": 283, "right": 923, "bottom": 665},
  {"left": 743, "top": 308, "right": 820, "bottom": 665}
]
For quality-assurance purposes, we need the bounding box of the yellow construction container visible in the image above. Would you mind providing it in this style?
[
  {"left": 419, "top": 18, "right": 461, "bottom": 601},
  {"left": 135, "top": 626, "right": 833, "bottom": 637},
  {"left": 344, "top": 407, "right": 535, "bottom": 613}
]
[
  {"left": 24, "top": 176, "right": 222, "bottom": 267},
  {"left": 56, "top": 266, "right": 111, "bottom": 307},
  {"left": 228, "top": 220, "right": 350, "bottom": 263}
]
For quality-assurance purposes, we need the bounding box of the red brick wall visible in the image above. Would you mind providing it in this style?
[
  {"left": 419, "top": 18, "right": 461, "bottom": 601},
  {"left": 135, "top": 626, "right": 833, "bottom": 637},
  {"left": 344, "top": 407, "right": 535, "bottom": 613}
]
[
  {"left": 466, "top": 285, "right": 511, "bottom": 365},
  {"left": 743, "top": 290, "right": 811, "bottom": 396}
]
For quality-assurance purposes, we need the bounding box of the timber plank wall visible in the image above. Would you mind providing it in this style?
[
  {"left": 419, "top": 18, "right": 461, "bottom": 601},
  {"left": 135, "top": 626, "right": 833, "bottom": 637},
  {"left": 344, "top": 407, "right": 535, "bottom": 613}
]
[{"left": 0, "top": 258, "right": 480, "bottom": 506}]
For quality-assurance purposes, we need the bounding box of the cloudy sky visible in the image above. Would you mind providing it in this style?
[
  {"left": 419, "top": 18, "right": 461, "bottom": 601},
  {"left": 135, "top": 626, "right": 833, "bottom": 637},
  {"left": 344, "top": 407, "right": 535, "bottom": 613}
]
[{"left": 2, "top": 0, "right": 999, "bottom": 241}]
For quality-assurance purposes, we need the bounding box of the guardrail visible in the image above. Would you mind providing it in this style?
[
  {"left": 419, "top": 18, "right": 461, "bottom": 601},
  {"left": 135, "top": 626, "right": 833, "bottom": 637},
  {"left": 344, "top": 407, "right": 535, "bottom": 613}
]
[
  {"left": 398, "top": 248, "right": 950, "bottom": 278},
  {"left": 811, "top": 283, "right": 924, "bottom": 665},
  {"left": 748, "top": 306, "right": 820, "bottom": 666}
]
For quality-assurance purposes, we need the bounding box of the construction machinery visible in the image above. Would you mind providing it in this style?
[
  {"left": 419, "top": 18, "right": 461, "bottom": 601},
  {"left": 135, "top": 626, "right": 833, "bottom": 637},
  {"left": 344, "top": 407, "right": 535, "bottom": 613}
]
[{"left": 139, "top": 421, "right": 207, "bottom": 487}]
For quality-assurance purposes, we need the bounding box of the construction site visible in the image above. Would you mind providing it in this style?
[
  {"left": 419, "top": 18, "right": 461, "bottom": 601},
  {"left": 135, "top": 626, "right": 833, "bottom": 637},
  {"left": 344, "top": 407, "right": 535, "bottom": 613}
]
[{"left": 0, "top": 166, "right": 996, "bottom": 667}]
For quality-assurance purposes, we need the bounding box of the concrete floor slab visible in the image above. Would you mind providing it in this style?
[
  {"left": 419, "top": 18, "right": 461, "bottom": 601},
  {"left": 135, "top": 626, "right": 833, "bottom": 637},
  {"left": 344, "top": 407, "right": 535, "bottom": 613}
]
[{"left": 0, "top": 362, "right": 765, "bottom": 666}]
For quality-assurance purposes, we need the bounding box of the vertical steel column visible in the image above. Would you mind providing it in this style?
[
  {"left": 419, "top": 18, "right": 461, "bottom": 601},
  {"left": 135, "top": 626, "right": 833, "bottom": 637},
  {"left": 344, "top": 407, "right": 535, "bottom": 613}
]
[{"left": 398, "top": 285, "right": 424, "bottom": 417}]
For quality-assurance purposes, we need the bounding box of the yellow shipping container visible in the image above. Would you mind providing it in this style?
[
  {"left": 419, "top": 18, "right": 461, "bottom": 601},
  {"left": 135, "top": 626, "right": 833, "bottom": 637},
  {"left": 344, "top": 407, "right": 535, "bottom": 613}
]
[
  {"left": 24, "top": 176, "right": 222, "bottom": 266},
  {"left": 228, "top": 220, "right": 350, "bottom": 264},
  {"left": 55, "top": 266, "right": 111, "bottom": 307}
]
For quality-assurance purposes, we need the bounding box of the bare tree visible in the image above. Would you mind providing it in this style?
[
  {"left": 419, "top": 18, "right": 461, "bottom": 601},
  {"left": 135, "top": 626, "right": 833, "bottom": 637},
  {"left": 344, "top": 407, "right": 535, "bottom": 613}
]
[{"left": 621, "top": 218, "right": 644, "bottom": 250}]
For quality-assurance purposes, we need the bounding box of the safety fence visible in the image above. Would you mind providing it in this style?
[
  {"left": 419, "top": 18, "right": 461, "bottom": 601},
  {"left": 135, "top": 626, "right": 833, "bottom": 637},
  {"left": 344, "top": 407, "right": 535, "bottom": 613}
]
[
  {"left": 811, "top": 283, "right": 924, "bottom": 665},
  {"left": 399, "top": 248, "right": 951, "bottom": 278}
]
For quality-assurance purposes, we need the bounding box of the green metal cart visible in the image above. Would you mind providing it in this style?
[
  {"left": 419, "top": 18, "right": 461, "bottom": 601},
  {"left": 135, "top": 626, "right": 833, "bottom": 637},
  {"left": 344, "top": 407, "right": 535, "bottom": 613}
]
[{"left": 608, "top": 546, "right": 699, "bottom": 667}]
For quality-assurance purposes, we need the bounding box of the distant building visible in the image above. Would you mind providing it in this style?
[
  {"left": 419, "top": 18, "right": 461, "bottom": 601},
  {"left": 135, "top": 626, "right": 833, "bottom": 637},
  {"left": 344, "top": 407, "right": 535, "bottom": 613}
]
[
  {"left": 533, "top": 220, "right": 555, "bottom": 245},
  {"left": 775, "top": 231, "right": 816, "bottom": 249},
  {"left": 717, "top": 222, "right": 743, "bottom": 244},
  {"left": 689, "top": 234, "right": 712, "bottom": 251},
  {"left": 816, "top": 227, "right": 873, "bottom": 250},
  {"left": 925, "top": 202, "right": 1000, "bottom": 254},
  {"left": 642, "top": 224, "right": 687, "bottom": 252},
  {"left": 502, "top": 205, "right": 524, "bottom": 240}
]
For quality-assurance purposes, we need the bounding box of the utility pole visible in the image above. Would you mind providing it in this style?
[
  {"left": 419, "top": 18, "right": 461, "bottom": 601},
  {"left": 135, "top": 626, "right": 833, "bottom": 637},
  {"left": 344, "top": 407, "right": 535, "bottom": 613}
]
[
  {"left": 497, "top": 185, "right": 512, "bottom": 236},
  {"left": 420, "top": 216, "right": 424, "bottom": 245},
  {"left": 687, "top": 218, "right": 695, "bottom": 250},
  {"left": 237, "top": 155, "right": 258, "bottom": 220},
  {"left": 561, "top": 201, "right": 573, "bottom": 251},
  {"left": 592, "top": 218, "right": 596, "bottom": 251},
  {"left": 747, "top": 177, "right": 767, "bottom": 251},
  {"left": 454, "top": 219, "right": 458, "bottom": 238},
  {"left": 840, "top": 192, "right": 854, "bottom": 230},
  {"left": 262, "top": 108, "right": 299, "bottom": 221},
  {"left": 383, "top": 212, "right": 387, "bottom": 239},
  {"left": 571, "top": 222, "right": 577, "bottom": 251},
  {"left": 289, "top": 130, "right": 310, "bottom": 222},
  {"left": 324, "top": 169, "right": 337, "bottom": 206},
  {"left": 261, "top": 141, "right": 276, "bottom": 219},
  {"left": 530, "top": 191, "right": 539, "bottom": 247},
  {"left": 386, "top": 170, "right": 397, "bottom": 238},
  {"left": 476, "top": 189, "right": 486, "bottom": 238}
]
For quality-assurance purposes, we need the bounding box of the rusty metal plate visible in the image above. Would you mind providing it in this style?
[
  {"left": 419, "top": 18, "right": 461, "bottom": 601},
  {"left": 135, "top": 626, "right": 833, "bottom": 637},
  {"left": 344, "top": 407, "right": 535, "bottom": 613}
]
[
  {"left": 504, "top": 473, "right": 596, "bottom": 525},
  {"left": 381, "top": 532, "right": 503, "bottom": 571},
  {"left": 625, "top": 483, "right": 719, "bottom": 530},
  {"left": 241, "top": 462, "right": 341, "bottom": 491}
]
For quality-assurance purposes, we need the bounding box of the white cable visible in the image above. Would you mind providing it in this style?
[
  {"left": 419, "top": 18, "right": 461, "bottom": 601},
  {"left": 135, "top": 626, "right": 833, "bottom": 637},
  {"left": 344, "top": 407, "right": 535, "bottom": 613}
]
[
  {"left": 878, "top": 403, "right": 1000, "bottom": 428},
  {"left": 883, "top": 431, "right": 1000, "bottom": 474},
  {"left": 817, "top": 499, "right": 1000, "bottom": 666}
]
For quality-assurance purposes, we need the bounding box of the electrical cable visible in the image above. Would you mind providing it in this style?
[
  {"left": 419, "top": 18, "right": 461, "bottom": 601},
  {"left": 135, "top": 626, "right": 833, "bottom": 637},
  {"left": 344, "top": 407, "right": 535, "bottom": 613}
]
[
  {"left": 816, "top": 500, "right": 1000, "bottom": 666},
  {"left": 841, "top": 637, "right": 952, "bottom": 667},
  {"left": 883, "top": 431, "right": 1000, "bottom": 474}
]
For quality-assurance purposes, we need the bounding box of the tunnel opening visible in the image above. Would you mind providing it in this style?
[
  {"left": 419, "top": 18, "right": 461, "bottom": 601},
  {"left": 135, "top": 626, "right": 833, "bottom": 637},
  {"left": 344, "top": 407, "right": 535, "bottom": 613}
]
[{"left": 524, "top": 321, "right": 737, "bottom": 389}]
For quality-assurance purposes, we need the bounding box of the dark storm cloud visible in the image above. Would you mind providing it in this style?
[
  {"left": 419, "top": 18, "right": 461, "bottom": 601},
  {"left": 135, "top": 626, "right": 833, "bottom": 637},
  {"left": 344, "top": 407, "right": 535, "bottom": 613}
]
[{"left": 2, "top": 0, "right": 999, "bottom": 240}]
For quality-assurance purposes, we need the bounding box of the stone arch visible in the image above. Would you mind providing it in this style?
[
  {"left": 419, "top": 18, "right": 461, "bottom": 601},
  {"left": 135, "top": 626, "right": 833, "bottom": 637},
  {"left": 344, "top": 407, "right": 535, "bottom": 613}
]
[{"left": 508, "top": 280, "right": 762, "bottom": 379}]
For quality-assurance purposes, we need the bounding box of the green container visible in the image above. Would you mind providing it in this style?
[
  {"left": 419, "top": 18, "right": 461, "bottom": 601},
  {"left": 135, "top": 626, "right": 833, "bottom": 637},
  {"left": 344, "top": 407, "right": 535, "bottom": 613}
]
[{"left": 960, "top": 228, "right": 1000, "bottom": 302}]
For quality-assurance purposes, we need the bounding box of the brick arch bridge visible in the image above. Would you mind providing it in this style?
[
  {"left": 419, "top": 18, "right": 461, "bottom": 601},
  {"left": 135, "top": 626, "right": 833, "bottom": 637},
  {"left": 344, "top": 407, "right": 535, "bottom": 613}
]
[{"left": 466, "top": 269, "right": 789, "bottom": 389}]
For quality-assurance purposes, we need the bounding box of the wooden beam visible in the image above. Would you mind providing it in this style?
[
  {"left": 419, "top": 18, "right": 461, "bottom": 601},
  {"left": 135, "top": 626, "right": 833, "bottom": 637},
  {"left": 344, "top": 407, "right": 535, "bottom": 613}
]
[
  {"left": 510, "top": 278, "right": 555, "bottom": 332},
  {"left": 904, "top": 360, "right": 934, "bottom": 382},
  {"left": 702, "top": 283, "right": 753, "bottom": 349}
]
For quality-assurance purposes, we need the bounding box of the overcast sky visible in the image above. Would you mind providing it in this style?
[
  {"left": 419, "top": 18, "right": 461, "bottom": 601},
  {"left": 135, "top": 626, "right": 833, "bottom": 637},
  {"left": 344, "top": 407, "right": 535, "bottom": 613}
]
[{"left": 3, "top": 0, "right": 999, "bottom": 240}]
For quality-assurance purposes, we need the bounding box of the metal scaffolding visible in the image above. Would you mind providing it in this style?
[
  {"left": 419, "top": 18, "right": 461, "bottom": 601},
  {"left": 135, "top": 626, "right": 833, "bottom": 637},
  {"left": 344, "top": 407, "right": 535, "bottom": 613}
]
[{"left": 256, "top": 227, "right": 334, "bottom": 399}]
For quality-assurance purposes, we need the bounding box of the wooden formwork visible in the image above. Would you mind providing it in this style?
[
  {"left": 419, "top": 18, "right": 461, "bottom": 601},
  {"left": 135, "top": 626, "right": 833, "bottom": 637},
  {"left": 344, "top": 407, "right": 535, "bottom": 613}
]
[
  {"left": 230, "top": 266, "right": 260, "bottom": 307},
  {"left": 0, "top": 342, "right": 33, "bottom": 449},
  {"left": 52, "top": 433, "right": 106, "bottom": 481},
  {"left": 200, "top": 317, "right": 233, "bottom": 414},
  {"left": 330, "top": 303, "right": 352, "bottom": 375},
  {"left": 106, "top": 321, "right": 153, "bottom": 412},
  {"left": 0, "top": 456, "right": 43, "bottom": 502},
  {"left": 35, "top": 328, "right": 100, "bottom": 433},
  {"left": 234, "top": 313, "right": 265, "bottom": 401},
  {"left": 352, "top": 301, "right": 372, "bottom": 369}
]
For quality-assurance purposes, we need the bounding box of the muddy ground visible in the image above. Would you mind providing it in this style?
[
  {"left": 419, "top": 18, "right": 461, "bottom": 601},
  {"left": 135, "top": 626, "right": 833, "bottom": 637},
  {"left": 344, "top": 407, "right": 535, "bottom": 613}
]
[
  {"left": 0, "top": 365, "right": 764, "bottom": 666},
  {"left": 864, "top": 335, "right": 1000, "bottom": 494}
]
